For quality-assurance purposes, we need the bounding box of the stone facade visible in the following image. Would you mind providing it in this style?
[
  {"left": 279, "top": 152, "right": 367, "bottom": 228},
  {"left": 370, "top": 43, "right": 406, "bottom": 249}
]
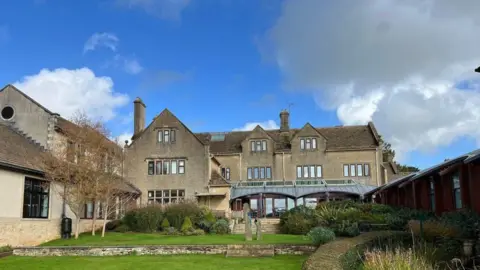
[{"left": 13, "top": 244, "right": 315, "bottom": 256}]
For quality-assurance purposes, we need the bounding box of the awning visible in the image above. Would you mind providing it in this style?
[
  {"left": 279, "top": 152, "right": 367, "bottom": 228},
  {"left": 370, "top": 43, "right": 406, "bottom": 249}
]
[{"left": 195, "top": 192, "right": 226, "bottom": 197}]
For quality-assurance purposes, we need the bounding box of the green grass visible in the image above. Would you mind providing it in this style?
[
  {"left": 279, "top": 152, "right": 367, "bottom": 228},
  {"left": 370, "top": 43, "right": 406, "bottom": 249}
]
[
  {"left": 0, "top": 255, "right": 307, "bottom": 270},
  {"left": 41, "top": 233, "right": 310, "bottom": 246}
]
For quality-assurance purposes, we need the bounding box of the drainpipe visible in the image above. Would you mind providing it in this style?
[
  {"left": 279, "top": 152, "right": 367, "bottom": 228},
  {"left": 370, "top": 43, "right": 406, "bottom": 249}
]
[
  {"left": 282, "top": 152, "right": 285, "bottom": 181},
  {"left": 62, "top": 183, "right": 67, "bottom": 218},
  {"left": 239, "top": 153, "right": 242, "bottom": 180}
]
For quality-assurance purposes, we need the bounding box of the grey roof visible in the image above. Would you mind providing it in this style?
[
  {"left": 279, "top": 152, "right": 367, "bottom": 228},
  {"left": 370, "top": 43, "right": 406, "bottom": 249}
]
[
  {"left": 230, "top": 180, "right": 377, "bottom": 200},
  {"left": 464, "top": 149, "right": 480, "bottom": 164}
]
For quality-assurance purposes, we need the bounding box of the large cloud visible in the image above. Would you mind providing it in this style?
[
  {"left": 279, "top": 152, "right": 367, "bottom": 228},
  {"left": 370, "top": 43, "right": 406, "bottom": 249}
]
[
  {"left": 263, "top": 0, "right": 480, "bottom": 161},
  {"left": 14, "top": 68, "right": 129, "bottom": 121}
]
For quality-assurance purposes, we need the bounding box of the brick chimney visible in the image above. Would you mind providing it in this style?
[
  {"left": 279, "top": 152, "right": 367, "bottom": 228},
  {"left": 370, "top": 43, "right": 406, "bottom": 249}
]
[
  {"left": 133, "top": 97, "right": 146, "bottom": 137},
  {"left": 280, "top": 109, "right": 290, "bottom": 132}
]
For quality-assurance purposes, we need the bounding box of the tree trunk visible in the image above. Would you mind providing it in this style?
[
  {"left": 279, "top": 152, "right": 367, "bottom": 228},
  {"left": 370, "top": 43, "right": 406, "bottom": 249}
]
[
  {"left": 91, "top": 202, "right": 97, "bottom": 236},
  {"left": 101, "top": 198, "right": 110, "bottom": 237},
  {"left": 74, "top": 216, "right": 81, "bottom": 239}
]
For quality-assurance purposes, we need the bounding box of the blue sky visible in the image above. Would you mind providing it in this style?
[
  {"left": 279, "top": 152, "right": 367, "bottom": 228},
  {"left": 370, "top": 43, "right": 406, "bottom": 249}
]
[{"left": 1, "top": 0, "right": 480, "bottom": 169}]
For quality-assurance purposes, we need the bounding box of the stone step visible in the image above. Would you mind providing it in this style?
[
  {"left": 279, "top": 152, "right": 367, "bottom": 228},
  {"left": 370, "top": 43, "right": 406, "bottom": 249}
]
[{"left": 225, "top": 245, "right": 275, "bottom": 257}]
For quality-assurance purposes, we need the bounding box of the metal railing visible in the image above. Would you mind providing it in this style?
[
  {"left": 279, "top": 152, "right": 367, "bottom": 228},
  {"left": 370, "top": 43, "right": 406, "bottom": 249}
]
[{"left": 234, "top": 179, "right": 358, "bottom": 188}]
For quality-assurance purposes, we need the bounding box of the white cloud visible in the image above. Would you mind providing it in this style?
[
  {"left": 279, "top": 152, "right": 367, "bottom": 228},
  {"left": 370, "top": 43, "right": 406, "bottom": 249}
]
[
  {"left": 263, "top": 0, "right": 480, "bottom": 161},
  {"left": 233, "top": 120, "right": 279, "bottom": 131},
  {"left": 108, "top": 54, "right": 144, "bottom": 75},
  {"left": 116, "top": 0, "right": 190, "bottom": 21},
  {"left": 84, "top": 32, "right": 119, "bottom": 53},
  {"left": 14, "top": 68, "right": 129, "bottom": 121},
  {"left": 114, "top": 132, "right": 133, "bottom": 146}
]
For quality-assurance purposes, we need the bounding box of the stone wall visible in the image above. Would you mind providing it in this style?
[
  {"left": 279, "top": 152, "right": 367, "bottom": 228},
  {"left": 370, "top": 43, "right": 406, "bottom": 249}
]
[
  {"left": 14, "top": 244, "right": 315, "bottom": 256},
  {"left": 0, "top": 218, "right": 105, "bottom": 247}
]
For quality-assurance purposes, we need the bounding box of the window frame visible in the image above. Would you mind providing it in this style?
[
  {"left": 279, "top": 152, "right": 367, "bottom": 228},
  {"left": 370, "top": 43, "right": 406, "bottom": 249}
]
[
  {"left": 266, "top": 167, "right": 272, "bottom": 179},
  {"left": 452, "top": 171, "right": 462, "bottom": 209},
  {"left": 429, "top": 178, "right": 435, "bottom": 211},
  {"left": 300, "top": 139, "right": 305, "bottom": 150},
  {"left": 171, "top": 160, "right": 178, "bottom": 174},
  {"left": 178, "top": 160, "right": 185, "bottom": 174},
  {"left": 147, "top": 189, "right": 186, "bottom": 205},
  {"left": 357, "top": 164, "right": 363, "bottom": 176},
  {"left": 23, "top": 178, "right": 50, "bottom": 219},
  {"left": 148, "top": 161, "right": 155, "bottom": 175},
  {"left": 312, "top": 138, "right": 317, "bottom": 149},
  {"left": 343, "top": 165, "right": 349, "bottom": 177},
  {"left": 158, "top": 130, "right": 163, "bottom": 142},
  {"left": 247, "top": 166, "right": 272, "bottom": 180},
  {"left": 262, "top": 140, "right": 267, "bottom": 151}
]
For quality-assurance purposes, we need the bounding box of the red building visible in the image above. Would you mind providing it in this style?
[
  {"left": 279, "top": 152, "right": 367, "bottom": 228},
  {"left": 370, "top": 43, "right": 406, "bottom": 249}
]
[{"left": 366, "top": 149, "right": 480, "bottom": 215}]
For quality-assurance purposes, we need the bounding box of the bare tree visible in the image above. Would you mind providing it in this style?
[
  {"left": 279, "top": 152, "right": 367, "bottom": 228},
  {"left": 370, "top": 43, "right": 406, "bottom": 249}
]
[{"left": 40, "top": 112, "right": 116, "bottom": 239}]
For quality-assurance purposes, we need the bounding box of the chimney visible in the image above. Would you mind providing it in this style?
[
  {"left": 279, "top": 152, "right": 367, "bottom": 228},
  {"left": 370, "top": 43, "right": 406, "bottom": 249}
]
[
  {"left": 280, "top": 109, "right": 290, "bottom": 132},
  {"left": 133, "top": 97, "right": 146, "bottom": 136}
]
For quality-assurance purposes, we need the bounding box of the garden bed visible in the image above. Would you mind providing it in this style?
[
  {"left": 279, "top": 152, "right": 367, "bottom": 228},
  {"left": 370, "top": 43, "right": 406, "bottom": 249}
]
[
  {"left": 0, "top": 254, "right": 308, "bottom": 270},
  {"left": 302, "top": 231, "right": 406, "bottom": 270},
  {"left": 40, "top": 233, "right": 309, "bottom": 246}
]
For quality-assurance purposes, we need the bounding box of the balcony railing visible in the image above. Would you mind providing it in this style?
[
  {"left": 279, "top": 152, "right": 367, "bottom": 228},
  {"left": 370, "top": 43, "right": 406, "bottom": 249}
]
[{"left": 234, "top": 179, "right": 358, "bottom": 188}]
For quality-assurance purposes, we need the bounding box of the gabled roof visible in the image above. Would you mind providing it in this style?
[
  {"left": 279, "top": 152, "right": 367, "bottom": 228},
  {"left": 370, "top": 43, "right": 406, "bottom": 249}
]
[
  {"left": 209, "top": 169, "right": 230, "bottom": 187},
  {"left": 197, "top": 124, "right": 379, "bottom": 154},
  {"left": 0, "top": 84, "right": 55, "bottom": 115},
  {"left": 291, "top": 122, "right": 327, "bottom": 141},
  {"left": 130, "top": 108, "right": 206, "bottom": 148},
  {"left": 0, "top": 122, "right": 46, "bottom": 174}
]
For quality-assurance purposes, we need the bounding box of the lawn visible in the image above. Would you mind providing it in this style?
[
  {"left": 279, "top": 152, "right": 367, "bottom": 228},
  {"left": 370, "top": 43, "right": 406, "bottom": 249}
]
[
  {"left": 0, "top": 255, "right": 307, "bottom": 270},
  {"left": 41, "top": 233, "right": 310, "bottom": 246}
]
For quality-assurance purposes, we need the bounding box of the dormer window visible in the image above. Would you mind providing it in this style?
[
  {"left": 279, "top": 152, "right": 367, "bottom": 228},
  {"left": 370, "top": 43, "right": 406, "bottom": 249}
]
[
  {"left": 158, "top": 129, "right": 176, "bottom": 143},
  {"left": 300, "top": 137, "right": 317, "bottom": 150},
  {"left": 251, "top": 140, "right": 267, "bottom": 152}
]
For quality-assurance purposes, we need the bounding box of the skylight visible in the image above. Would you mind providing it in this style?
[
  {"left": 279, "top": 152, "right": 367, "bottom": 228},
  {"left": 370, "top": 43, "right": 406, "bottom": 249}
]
[{"left": 210, "top": 133, "right": 226, "bottom": 141}]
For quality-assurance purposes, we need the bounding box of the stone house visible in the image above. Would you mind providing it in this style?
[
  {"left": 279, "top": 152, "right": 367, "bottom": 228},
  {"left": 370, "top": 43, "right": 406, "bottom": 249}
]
[
  {"left": 126, "top": 97, "right": 397, "bottom": 218},
  {"left": 0, "top": 85, "right": 139, "bottom": 247}
]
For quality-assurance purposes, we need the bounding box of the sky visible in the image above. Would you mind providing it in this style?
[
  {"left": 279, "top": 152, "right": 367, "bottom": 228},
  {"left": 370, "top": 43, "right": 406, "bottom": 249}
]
[{"left": 1, "top": 0, "right": 480, "bottom": 169}]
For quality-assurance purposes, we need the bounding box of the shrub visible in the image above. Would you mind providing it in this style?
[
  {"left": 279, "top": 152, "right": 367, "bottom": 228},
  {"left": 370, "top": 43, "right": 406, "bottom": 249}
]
[
  {"left": 280, "top": 205, "right": 317, "bottom": 234},
  {"left": 306, "top": 227, "right": 335, "bottom": 246},
  {"left": 0, "top": 245, "right": 12, "bottom": 253},
  {"left": 184, "top": 229, "right": 206, "bottom": 236},
  {"left": 384, "top": 214, "right": 406, "bottom": 231},
  {"left": 439, "top": 209, "right": 480, "bottom": 238},
  {"left": 114, "top": 224, "right": 129, "bottom": 233},
  {"left": 181, "top": 217, "right": 194, "bottom": 233},
  {"left": 407, "top": 220, "right": 458, "bottom": 241},
  {"left": 105, "top": 220, "right": 122, "bottom": 231},
  {"left": 363, "top": 247, "right": 434, "bottom": 270},
  {"left": 211, "top": 219, "right": 230, "bottom": 235},
  {"left": 160, "top": 218, "right": 170, "bottom": 230},
  {"left": 333, "top": 220, "right": 360, "bottom": 237},
  {"left": 317, "top": 205, "right": 342, "bottom": 226},
  {"left": 122, "top": 206, "right": 163, "bottom": 232},
  {"left": 163, "top": 200, "right": 204, "bottom": 229}
]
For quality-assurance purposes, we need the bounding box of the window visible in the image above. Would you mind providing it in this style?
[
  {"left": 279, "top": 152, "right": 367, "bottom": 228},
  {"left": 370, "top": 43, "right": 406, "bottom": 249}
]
[
  {"left": 157, "top": 129, "right": 176, "bottom": 143},
  {"left": 300, "top": 137, "right": 318, "bottom": 150},
  {"left": 148, "top": 189, "right": 185, "bottom": 205},
  {"left": 357, "top": 164, "right": 363, "bottom": 176},
  {"left": 171, "top": 160, "right": 177, "bottom": 174},
  {"left": 247, "top": 166, "right": 272, "bottom": 180},
  {"left": 343, "top": 165, "right": 349, "bottom": 177},
  {"left": 343, "top": 164, "right": 370, "bottom": 177},
  {"left": 316, "top": 165, "right": 322, "bottom": 178},
  {"left": 429, "top": 179, "right": 435, "bottom": 211},
  {"left": 163, "top": 161, "right": 170, "bottom": 175},
  {"left": 23, "top": 178, "right": 49, "bottom": 219},
  {"left": 221, "top": 167, "right": 231, "bottom": 180},
  {"left": 156, "top": 161, "right": 162, "bottom": 175},
  {"left": 350, "top": 165, "right": 356, "bottom": 176},
  {"left": 148, "top": 161, "right": 155, "bottom": 175},
  {"left": 178, "top": 160, "right": 185, "bottom": 174},
  {"left": 82, "top": 201, "right": 104, "bottom": 219},
  {"left": 296, "top": 165, "right": 323, "bottom": 179},
  {"left": 1, "top": 106, "right": 15, "bottom": 120},
  {"left": 364, "top": 164, "right": 370, "bottom": 176},
  {"left": 251, "top": 140, "right": 267, "bottom": 152},
  {"left": 148, "top": 159, "right": 185, "bottom": 175},
  {"left": 164, "top": 130, "right": 170, "bottom": 142},
  {"left": 452, "top": 171, "right": 462, "bottom": 209}
]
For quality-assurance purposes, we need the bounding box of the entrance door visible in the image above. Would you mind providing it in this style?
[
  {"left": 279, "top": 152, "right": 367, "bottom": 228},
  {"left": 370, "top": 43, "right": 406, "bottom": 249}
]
[{"left": 264, "top": 198, "right": 273, "bottom": 217}]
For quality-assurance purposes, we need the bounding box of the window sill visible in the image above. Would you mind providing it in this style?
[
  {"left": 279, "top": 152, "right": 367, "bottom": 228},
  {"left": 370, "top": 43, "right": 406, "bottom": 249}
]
[{"left": 21, "top": 218, "right": 50, "bottom": 221}]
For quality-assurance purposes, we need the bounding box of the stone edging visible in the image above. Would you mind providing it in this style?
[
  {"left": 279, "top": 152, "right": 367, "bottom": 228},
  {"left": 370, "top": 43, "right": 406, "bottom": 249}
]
[
  {"left": 0, "top": 251, "right": 13, "bottom": 259},
  {"left": 13, "top": 244, "right": 315, "bottom": 257},
  {"left": 302, "top": 231, "right": 407, "bottom": 270}
]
